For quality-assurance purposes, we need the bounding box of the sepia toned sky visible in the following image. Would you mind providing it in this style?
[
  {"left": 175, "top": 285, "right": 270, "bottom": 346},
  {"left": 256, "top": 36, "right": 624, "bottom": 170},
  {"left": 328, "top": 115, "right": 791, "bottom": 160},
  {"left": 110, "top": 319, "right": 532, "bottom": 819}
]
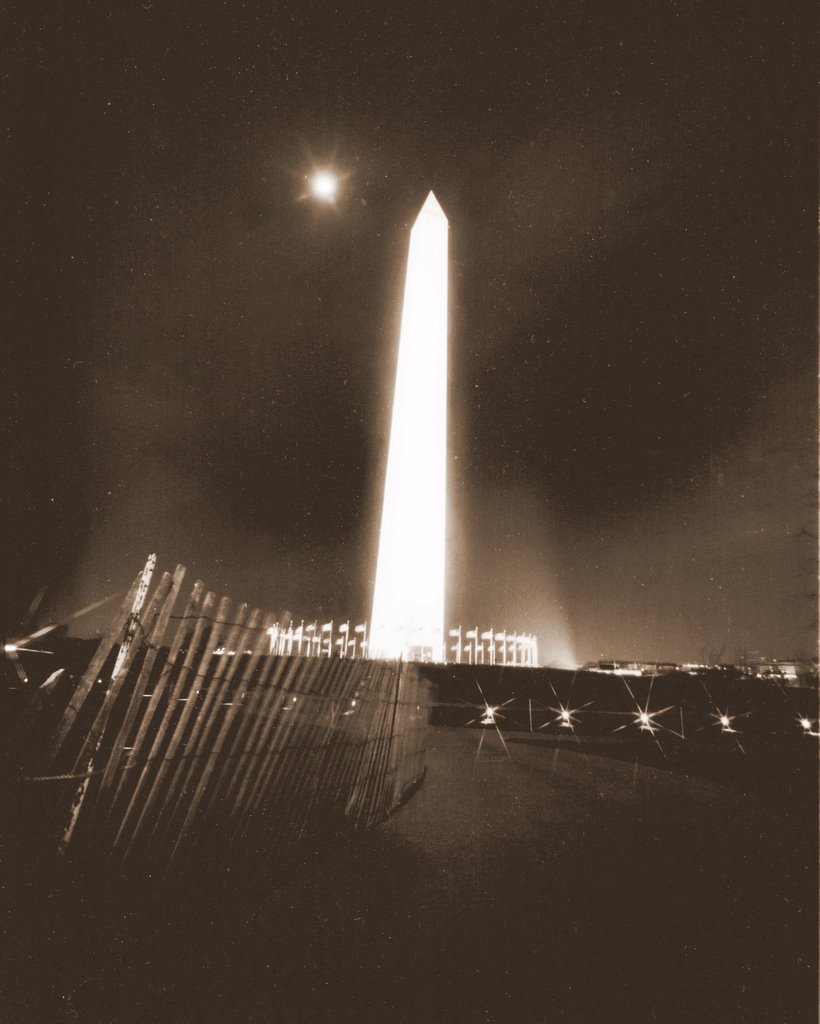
[{"left": 2, "top": 1, "right": 816, "bottom": 664}]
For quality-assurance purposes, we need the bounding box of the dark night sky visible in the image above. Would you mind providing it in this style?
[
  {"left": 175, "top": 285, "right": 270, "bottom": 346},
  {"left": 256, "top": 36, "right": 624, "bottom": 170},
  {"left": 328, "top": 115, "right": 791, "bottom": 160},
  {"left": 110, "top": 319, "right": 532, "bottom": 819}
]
[{"left": 2, "top": 0, "right": 816, "bottom": 665}]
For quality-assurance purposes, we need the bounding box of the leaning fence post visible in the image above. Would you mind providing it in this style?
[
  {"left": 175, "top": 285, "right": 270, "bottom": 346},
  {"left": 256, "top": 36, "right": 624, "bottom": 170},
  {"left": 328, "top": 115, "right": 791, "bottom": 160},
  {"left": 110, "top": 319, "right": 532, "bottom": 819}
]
[
  {"left": 46, "top": 562, "right": 150, "bottom": 766},
  {"left": 382, "top": 658, "right": 404, "bottom": 814},
  {"left": 56, "top": 556, "right": 156, "bottom": 856},
  {"left": 95, "top": 565, "right": 187, "bottom": 821}
]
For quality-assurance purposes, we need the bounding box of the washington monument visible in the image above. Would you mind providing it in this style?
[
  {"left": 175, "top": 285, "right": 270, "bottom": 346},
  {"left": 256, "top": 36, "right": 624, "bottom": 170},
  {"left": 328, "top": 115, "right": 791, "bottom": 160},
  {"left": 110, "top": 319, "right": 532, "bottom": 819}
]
[{"left": 370, "top": 192, "right": 448, "bottom": 661}]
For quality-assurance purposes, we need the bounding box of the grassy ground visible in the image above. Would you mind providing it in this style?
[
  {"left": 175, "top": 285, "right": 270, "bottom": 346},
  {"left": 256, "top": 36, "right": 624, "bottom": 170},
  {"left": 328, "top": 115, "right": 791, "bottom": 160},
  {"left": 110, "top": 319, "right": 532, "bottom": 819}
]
[{"left": 3, "top": 727, "right": 817, "bottom": 1023}]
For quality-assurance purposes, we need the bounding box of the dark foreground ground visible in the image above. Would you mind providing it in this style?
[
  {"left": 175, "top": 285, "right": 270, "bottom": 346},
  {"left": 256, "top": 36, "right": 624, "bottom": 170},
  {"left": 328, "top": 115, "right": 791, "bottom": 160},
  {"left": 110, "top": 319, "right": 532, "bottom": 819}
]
[{"left": 4, "top": 727, "right": 817, "bottom": 1024}]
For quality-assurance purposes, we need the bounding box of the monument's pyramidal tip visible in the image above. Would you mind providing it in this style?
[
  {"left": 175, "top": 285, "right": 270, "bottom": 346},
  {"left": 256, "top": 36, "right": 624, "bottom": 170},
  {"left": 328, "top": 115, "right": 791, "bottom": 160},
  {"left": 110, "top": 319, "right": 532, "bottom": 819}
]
[{"left": 418, "top": 190, "right": 447, "bottom": 221}]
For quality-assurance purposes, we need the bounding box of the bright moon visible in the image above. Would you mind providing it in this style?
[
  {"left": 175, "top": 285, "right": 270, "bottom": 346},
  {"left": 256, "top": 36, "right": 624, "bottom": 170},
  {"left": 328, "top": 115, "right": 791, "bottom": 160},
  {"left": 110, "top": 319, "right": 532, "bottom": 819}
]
[{"left": 309, "top": 170, "right": 338, "bottom": 202}]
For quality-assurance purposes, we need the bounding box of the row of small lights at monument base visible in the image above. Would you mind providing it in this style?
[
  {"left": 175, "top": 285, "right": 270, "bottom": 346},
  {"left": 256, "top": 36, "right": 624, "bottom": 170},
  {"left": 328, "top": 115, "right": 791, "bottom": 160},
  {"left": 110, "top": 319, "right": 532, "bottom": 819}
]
[{"left": 250, "top": 621, "right": 538, "bottom": 665}]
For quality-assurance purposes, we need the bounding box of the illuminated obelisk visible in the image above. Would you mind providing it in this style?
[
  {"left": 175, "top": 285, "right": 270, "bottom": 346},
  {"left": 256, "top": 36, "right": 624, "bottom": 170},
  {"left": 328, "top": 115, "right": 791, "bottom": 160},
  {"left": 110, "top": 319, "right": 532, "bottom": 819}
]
[{"left": 370, "top": 192, "right": 448, "bottom": 661}]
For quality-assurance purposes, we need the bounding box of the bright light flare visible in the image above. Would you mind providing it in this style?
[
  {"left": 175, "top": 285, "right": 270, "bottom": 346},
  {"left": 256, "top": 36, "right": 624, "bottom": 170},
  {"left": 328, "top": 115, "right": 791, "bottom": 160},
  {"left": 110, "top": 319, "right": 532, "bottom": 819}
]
[
  {"left": 15, "top": 592, "right": 117, "bottom": 646},
  {"left": 3, "top": 643, "right": 51, "bottom": 656},
  {"left": 309, "top": 170, "right": 339, "bottom": 202},
  {"left": 465, "top": 687, "right": 515, "bottom": 760},
  {"left": 480, "top": 706, "right": 498, "bottom": 726},
  {"left": 610, "top": 676, "right": 683, "bottom": 746},
  {"left": 370, "top": 193, "right": 448, "bottom": 661},
  {"left": 704, "top": 703, "right": 752, "bottom": 743},
  {"left": 625, "top": 704, "right": 678, "bottom": 736},
  {"left": 539, "top": 697, "right": 593, "bottom": 733},
  {"left": 465, "top": 695, "right": 515, "bottom": 729},
  {"left": 632, "top": 708, "right": 669, "bottom": 734},
  {"left": 608, "top": 703, "right": 673, "bottom": 739},
  {"left": 709, "top": 708, "right": 738, "bottom": 734}
]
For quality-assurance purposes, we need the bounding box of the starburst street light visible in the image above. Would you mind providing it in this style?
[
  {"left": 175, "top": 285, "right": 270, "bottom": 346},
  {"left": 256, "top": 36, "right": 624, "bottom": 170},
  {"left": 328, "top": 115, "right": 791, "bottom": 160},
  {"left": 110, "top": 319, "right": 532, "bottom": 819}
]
[
  {"left": 627, "top": 702, "right": 678, "bottom": 736},
  {"left": 708, "top": 707, "right": 750, "bottom": 735},
  {"left": 465, "top": 695, "right": 515, "bottom": 729},
  {"left": 540, "top": 700, "right": 594, "bottom": 733},
  {"left": 535, "top": 674, "right": 593, "bottom": 734},
  {"left": 635, "top": 709, "right": 661, "bottom": 733},
  {"left": 480, "top": 705, "right": 498, "bottom": 726},
  {"left": 609, "top": 676, "right": 683, "bottom": 749},
  {"left": 462, "top": 681, "right": 516, "bottom": 759}
]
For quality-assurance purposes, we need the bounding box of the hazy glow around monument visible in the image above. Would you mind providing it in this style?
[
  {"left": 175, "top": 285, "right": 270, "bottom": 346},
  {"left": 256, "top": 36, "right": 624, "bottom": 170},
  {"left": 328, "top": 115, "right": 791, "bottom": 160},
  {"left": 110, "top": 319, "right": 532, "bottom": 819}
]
[{"left": 370, "top": 192, "right": 448, "bottom": 660}]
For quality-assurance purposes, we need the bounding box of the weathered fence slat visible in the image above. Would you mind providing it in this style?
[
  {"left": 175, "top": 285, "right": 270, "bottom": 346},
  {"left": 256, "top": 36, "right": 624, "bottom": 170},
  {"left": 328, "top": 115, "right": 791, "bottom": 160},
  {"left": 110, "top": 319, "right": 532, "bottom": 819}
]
[
  {"left": 192, "top": 610, "right": 278, "bottom": 830},
  {"left": 132, "top": 592, "right": 229, "bottom": 863},
  {"left": 271, "top": 657, "right": 357, "bottom": 840},
  {"left": 54, "top": 559, "right": 159, "bottom": 855},
  {"left": 305, "top": 659, "right": 380, "bottom": 829},
  {"left": 71, "top": 567, "right": 172, "bottom": 775},
  {"left": 57, "top": 570, "right": 176, "bottom": 855},
  {"left": 47, "top": 567, "right": 147, "bottom": 765},
  {"left": 245, "top": 656, "right": 351, "bottom": 835},
  {"left": 232, "top": 655, "right": 318, "bottom": 841},
  {"left": 338, "top": 662, "right": 392, "bottom": 826},
  {"left": 205, "top": 644, "right": 290, "bottom": 830},
  {"left": 165, "top": 609, "right": 275, "bottom": 870},
  {"left": 157, "top": 604, "right": 257, "bottom": 860},
  {"left": 290, "top": 660, "right": 361, "bottom": 833},
  {"left": 360, "top": 667, "right": 401, "bottom": 827},
  {"left": 151, "top": 601, "right": 251, "bottom": 853},
  {"left": 350, "top": 663, "right": 401, "bottom": 827},
  {"left": 95, "top": 565, "right": 187, "bottom": 819},
  {"left": 105, "top": 579, "right": 205, "bottom": 824},
  {"left": 113, "top": 589, "right": 218, "bottom": 864}
]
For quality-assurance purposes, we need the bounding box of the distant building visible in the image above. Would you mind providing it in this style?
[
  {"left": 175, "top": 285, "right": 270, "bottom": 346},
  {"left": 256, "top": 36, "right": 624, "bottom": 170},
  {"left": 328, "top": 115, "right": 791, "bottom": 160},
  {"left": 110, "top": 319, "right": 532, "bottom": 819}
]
[
  {"left": 742, "top": 659, "right": 815, "bottom": 683},
  {"left": 582, "top": 660, "right": 681, "bottom": 676}
]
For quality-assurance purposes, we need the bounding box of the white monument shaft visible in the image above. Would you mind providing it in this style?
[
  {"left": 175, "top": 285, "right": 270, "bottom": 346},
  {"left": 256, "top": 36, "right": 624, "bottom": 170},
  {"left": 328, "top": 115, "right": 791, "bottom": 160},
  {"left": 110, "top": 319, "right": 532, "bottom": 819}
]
[{"left": 370, "top": 192, "right": 448, "bottom": 660}]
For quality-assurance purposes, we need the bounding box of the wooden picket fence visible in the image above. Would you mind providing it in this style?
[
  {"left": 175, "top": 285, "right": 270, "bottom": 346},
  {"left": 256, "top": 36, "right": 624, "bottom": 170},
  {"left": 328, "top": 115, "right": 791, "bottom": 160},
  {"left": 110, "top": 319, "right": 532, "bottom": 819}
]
[{"left": 7, "top": 559, "right": 430, "bottom": 886}]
